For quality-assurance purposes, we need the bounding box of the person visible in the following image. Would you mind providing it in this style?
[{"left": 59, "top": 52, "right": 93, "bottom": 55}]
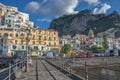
[{"left": 28, "top": 57, "right": 33, "bottom": 66}]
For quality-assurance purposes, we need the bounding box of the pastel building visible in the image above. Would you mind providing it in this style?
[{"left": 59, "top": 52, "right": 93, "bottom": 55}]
[
  {"left": 93, "top": 37, "right": 104, "bottom": 47},
  {"left": 0, "top": 3, "right": 59, "bottom": 57}
]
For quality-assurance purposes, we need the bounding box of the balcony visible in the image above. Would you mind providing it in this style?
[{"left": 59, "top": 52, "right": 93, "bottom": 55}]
[
  {"left": 20, "top": 36, "right": 25, "bottom": 39},
  {"left": 20, "top": 33, "right": 25, "bottom": 39}
]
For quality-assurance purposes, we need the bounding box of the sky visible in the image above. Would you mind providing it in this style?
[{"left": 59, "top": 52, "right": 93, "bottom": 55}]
[{"left": 0, "top": 0, "right": 120, "bottom": 28}]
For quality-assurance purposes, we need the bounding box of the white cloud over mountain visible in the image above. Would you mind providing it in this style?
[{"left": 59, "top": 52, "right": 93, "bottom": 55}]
[
  {"left": 93, "top": 3, "right": 111, "bottom": 14},
  {"left": 84, "top": 0, "right": 100, "bottom": 6},
  {"left": 25, "top": 0, "right": 111, "bottom": 22},
  {"left": 37, "top": 18, "right": 51, "bottom": 22},
  {"left": 25, "top": 0, "right": 79, "bottom": 16}
]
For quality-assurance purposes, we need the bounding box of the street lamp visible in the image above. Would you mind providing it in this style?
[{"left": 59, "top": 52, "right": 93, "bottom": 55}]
[{"left": 25, "top": 29, "right": 32, "bottom": 72}]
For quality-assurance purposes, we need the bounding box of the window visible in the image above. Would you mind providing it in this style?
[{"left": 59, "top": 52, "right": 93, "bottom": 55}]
[
  {"left": 9, "top": 20, "right": 11, "bottom": 23},
  {"left": 18, "top": 17, "right": 21, "bottom": 19},
  {"left": 39, "top": 41, "right": 41, "bottom": 44},
  {"left": 22, "top": 46, "right": 24, "bottom": 49},
  {"left": 21, "top": 40, "right": 24, "bottom": 44},
  {"left": 7, "top": 9, "right": 9, "bottom": 12},
  {"left": 49, "top": 37, "right": 51, "bottom": 41},
  {"left": 54, "top": 32, "right": 56, "bottom": 35},
  {"left": 39, "top": 30, "right": 41, "bottom": 34},
  {"left": 41, "top": 46, "right": 43, "bottom": 50},
  {"left": 39, "top": 36, "right": 41, "bottom": 40},
  {"left": 44, "top": 37, "right": 46, "bottom": 40},
  {"left": 54, "top": 43, "right": 56, "bottom": 46},
  {"left": 13, "top": 46, "right": 17, "bottom": 49},
  {"left": 54, "top": 37, "right": 56, "bottom": 40},
  {"left": 7, "top": 24, "right": 11, "bottom": 27},
  {"left": 20, "top": 33, "right": 24, "bottom": 36},
  {"left": 15, "top": 40, "right": 18, "bottom": 44},
  {"left": 33, "top": 35, "right": 35, "bottom": 39},
  {"left": 11, "top": 52, "right": 14, "bottom": 56},
  {"left": 6, "top": 20, "right": 8, "bottom": 23},
  {"left": 33, "top": 41, "right": 35, "bottom": 44},
  {"left": 49, "top": 42, "right": 51, "bottom": 46},
  {"left": 33, "top": 29, "right": 35, "bottom": 32},
  {"left": 10, "top": 33, "right": 12, "bottom": 37},
  {"left": 6, "top": 20, "right": 11, "bottom": 24},
  {"left": 4, "top": 33, "right": 8, "bottom": 36},
  {"left": 34, "top": 46, "right": 38, "bottom": 50},
  {"left": 16, "top": 33, "right": 18, "bottom": 37}
]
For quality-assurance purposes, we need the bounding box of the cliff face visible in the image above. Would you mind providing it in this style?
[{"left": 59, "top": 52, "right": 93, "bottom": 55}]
[{"left": 49, "top": 10, "right": 120, "bottom": 36}]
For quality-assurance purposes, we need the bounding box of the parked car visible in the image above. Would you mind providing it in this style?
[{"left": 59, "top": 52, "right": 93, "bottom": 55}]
[
  {"left": 94, "top": 53, "right": 105, "bottom": 57},
  {"left": 79, "top": 52, "right": 87, "bottom": 58},
  {"left": 80, "top": 54, "right": 87, "bottom": 58},
  {"left": 71, "top": 53, "right": 79, "bottom": 58},
  {"left": 88, "top": 53, "right": 95, "bottom": 58}
]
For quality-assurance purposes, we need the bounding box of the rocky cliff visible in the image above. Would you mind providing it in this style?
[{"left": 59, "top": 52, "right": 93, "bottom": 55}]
[{"left": 49, "top": 10, "right": 120, "bottom": 36}]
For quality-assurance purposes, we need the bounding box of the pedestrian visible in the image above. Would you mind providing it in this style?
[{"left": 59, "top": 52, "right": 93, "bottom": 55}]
[{"left": 28, "top": 57, "right": 33, "bottom": 66}]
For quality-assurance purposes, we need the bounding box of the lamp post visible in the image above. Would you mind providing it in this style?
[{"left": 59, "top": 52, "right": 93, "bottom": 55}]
[{"left": 25, "top": 29, "right": 32, "bottom": 72}]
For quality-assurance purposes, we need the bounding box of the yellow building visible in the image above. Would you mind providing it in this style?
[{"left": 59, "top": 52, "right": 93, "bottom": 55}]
[
  {"left": 29, "top": 27, "right": 59, "bottom": 49},
  {"left": 0, "top": 3, "right": 60, "bottom": 57},
  {"left": 0, "top": 26, "right": 60, "bottom": 57},
  {"left": 40, "top": 28, "right": 59, "bottom": 49}
]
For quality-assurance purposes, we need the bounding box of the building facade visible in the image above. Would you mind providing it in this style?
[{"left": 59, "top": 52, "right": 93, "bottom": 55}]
[{"left": 0, "top": 3, "right": 59, "bottom": 57}]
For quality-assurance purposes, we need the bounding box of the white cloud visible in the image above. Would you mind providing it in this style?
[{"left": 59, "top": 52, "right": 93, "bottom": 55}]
[
  {"left": 42, "top": 0, "right": 48, "bottom": 3},
  {"left": 37, "top": 18, "right": 51, "bottom": 22},
  {"left": 93, "top": 3, "right": 111, "bottom": 14},
  {"left": 84, "top": 0, "right": 100, "bottom": 6},
  {"left": 25, "top": 1, "right": 40, "bottom": 13},
  {"left": 25, "top": 0, "right": 79, "bottom": 16}
]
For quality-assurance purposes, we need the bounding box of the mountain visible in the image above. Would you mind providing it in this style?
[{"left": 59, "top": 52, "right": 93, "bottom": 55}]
[{"left": 49, "top": 10, "right": 120, "bottom": 36}]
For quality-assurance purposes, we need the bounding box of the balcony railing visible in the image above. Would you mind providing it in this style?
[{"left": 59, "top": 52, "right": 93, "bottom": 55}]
[{"left": 0, "top": 59, "right": 26, "bottom": 80}]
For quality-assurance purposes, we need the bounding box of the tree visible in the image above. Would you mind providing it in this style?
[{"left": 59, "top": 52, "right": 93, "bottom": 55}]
[
  {"left": 102, "top": 33, "right": 108, "bottom": 49},
  {"left": 61, "top": 44, "right": 71, "bottom": 54},
  {"left": 91, "top": 45, "right": 98, "bottom": 51},
  {"left": 91, "top": 45, "right": 104, "bottom": 51}
]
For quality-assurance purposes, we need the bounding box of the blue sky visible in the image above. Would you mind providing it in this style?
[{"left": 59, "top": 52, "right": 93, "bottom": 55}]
[{"left": 0, "top": 0, "right": 120, "bottom": 28}]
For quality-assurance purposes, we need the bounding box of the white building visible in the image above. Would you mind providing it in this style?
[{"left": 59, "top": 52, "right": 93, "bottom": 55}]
[
  {"left": 93, "top": 37, "right": 104, "bottom": 47},
  {"left": 107, "top": 38, "right": 114, "bottom": 50},
  {"left": 60, "top": 35, "right": 81, "bottom": 50}
]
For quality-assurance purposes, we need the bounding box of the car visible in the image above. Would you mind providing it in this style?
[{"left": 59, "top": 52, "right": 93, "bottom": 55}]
[
  {"left": 88, "top": 53, "right": 95, "bottom": 58},
  {"left": 74, "top": 54, "right": 79, "bottom": 58},
  {"left": 80, "top": 54, "right": 87, "bottom": 58},
  {"left": 94, "top": 53, "right": 104, "bottom": 57}
]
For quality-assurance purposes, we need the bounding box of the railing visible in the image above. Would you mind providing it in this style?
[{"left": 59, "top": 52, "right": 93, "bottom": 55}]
[
  {"left": 0, "top": 59, "right": 26, "bottom": 80},
  {"left": 46, "top": 57, "right": 120, "bottom": 80}
]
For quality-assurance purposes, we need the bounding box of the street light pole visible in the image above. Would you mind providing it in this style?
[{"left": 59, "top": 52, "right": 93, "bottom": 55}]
[
  {"left": 26, "top": 38, "right": 29, "bottom": 72},
  {"left": 25, "top": 29, "right": 32, "bottom": 72}
]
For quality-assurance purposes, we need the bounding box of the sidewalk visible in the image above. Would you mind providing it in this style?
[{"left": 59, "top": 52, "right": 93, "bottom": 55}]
[
  {"left": 16, "top": 60, "right": 35, "bottom": 80},
  {"left": 16, "top": 59, "right": 73, "bottom": 80}
]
